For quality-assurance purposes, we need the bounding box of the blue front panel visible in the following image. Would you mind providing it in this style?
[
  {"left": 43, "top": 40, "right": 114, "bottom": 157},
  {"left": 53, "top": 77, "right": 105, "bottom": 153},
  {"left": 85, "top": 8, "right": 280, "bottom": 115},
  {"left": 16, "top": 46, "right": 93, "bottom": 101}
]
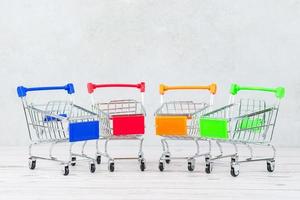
[{"left": 69, "top": 121, "right": 100, "bottom": 142}]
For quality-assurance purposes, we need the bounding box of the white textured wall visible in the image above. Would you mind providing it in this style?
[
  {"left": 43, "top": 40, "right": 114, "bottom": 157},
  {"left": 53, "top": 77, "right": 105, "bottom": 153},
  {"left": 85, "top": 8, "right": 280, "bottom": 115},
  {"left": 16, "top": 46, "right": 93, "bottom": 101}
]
[{"left": 0, "top": 0, "right": 299, "bottom": 146}]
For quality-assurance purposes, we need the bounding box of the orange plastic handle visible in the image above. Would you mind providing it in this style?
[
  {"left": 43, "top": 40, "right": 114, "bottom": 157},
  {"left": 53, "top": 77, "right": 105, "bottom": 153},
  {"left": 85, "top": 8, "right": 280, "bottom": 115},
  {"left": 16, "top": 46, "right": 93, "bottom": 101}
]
[{"left": 159, "top": 83, "right": 217, "bottom": 95}]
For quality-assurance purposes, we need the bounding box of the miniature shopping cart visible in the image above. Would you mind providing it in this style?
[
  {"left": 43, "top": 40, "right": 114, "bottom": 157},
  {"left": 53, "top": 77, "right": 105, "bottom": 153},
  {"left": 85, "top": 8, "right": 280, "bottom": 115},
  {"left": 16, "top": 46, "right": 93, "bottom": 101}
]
[
  {"left": 199, "top": 84, "right": 285, "bottom": 177},
  {"left": 17, "top": 84, "right": 100, "bottom": 175},
  {"left": 155, "top": 83, "right": 217, "bottom": 172},
  {"left": 87, "top": 82, "right": 146, "bottom": 172}
]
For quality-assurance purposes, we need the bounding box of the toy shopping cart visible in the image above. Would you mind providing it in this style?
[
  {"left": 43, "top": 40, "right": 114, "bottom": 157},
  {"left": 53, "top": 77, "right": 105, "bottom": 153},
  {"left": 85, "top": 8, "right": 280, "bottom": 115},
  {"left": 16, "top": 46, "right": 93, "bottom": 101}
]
[
  {"left": 155, "top": 83, "right": 217, "bottom": 172},
  {"left": 87, "top": 82, "right": 146, "bottom": 172},
  {"left": 17, "top": 84, "right": 100, "bottom": 175},
  {"left": 199, "top": 84, "right": 285, "bottom": 177}
]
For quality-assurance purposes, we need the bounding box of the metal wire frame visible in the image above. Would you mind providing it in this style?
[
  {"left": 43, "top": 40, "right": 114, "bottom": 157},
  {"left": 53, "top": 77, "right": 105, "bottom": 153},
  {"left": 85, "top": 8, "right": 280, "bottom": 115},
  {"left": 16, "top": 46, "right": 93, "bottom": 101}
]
[
  {"left": 92, "top": 99, "right": 146, "bottom": 171},
  {"left": 20, "top": 97, "right": 99, "bottom": 175},
  {"left": 200, "top": 98, "right": 281, "bottom": 176},
  {"left": 155, "top": 100, "right": 213, "bottom": 172},
  {"left": 202, "top": 99, "right": 278, "bottom": 144},
  {"left": 155, "top": 101, "right": 209, "bottom": 138}
]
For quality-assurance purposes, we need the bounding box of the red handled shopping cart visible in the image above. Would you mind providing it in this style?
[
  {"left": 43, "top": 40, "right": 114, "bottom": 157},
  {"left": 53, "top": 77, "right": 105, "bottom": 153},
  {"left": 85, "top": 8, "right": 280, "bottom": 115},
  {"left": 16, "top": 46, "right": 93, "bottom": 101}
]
[{"left": 87, "top": 82, "right": 146, "bottom": 172}]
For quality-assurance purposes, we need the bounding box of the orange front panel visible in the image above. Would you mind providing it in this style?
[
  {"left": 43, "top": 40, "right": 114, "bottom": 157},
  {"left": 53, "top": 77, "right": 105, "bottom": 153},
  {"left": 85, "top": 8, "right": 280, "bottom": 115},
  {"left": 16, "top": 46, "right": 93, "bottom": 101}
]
[{"left": 155, "top": 116, "right": 187, "bottom": 136}]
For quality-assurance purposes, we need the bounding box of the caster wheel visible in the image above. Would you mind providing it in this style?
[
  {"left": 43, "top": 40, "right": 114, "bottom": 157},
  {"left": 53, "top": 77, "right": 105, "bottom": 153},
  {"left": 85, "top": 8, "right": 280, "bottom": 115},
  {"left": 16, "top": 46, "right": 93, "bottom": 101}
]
[
  {"left": 140, "top": 159, "right": 146, "bottom": 171},
  {"left": 230, "top": 165, "right": 239, "bottom": 177},
  {"left": 96, "top": 155, "right": 101, "bottom": 165},
  {"left": 267, "top": 160, "right": 275, "bottom": 172},
  {"left": 159, "top": 161, "right": 164, "bottom": 172},
  {"left": 188, "top": 159, "right": 195, "bottom": 172},
  {"left": 62, "top": 165, "right": 69, "bottom": 176},
  {"left": 28, "top": 159, "right": 36, "bottom": 170},
  {"left": 109, "top": 162, "right": 115, "bottom": 172},
  {"left": 90, "top": 163, "right": 96, "bottom": 173},
  {"left": 165, "top": 155, "right": 171, "bottom": 164},
  {"left": 205, "top": 162, "right": 212, "bottom": 174},
  {"left": 71, "top": 157, "right": 76, "bottom": 166}
]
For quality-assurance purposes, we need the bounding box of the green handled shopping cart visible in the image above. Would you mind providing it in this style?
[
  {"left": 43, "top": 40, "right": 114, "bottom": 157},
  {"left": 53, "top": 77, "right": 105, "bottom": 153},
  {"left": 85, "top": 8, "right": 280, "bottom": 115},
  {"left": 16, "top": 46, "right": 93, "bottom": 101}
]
[{"left": 199, "top": 83, "right": 285, "bottom": 177}]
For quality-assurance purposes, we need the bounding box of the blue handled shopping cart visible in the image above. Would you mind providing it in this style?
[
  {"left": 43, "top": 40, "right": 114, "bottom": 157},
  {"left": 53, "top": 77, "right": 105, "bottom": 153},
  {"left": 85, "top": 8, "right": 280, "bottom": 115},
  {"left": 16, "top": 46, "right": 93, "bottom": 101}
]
[{"left": 17, "top": 83, "right": 100, "bottom": 175}]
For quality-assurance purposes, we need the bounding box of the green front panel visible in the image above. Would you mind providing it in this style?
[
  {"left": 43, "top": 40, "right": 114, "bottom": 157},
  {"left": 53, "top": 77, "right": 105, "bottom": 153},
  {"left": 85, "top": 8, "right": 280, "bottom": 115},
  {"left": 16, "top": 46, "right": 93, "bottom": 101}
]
[
  {"left": 199, "top": 118, "right": 229, "bottom": 139},
  {"left": 239, "top": 118, "right": 264, "bottom": 133}
]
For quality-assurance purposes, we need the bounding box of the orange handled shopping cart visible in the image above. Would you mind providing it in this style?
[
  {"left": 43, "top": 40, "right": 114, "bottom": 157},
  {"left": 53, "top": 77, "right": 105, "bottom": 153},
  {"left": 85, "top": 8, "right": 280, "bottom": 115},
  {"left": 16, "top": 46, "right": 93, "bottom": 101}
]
[{"left": 155, "top": 83, "right": 217, "bottom": 172}]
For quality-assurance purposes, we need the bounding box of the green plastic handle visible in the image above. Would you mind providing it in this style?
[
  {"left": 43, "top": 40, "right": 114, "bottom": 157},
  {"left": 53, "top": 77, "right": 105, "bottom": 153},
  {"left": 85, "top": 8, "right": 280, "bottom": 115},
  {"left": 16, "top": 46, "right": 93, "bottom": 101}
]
[{"left": 230, "top": 84, "right": 285, "bottom": 99}]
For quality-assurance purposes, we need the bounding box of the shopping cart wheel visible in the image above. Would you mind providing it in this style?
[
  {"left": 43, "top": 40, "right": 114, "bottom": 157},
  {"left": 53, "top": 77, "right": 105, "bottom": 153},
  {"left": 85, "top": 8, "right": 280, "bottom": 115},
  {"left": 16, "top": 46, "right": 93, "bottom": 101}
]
[
  {"left": 28, "top": 159, "right": 36, "bottom": 170},
  {"left": 187, "top": 159, "right": 195, "bottom": 172},
  {"left": 230, "top": 164, "right": 239, "bottom": 177},
  {"left": 140, "top": 159, "right": 146, "bottom": 171},
  {"left": 205, "top": 162, "right": 212, "bottom": 174},
  {"left": 165, "top": 154, "right": 171, "bottom": 164},
  {"left": 71, "top": 157, "right": 76, "bottom": 166},
  {"left": 96, "top": 155, "right": 101, "bottom": 165},
  {"left": 267, "top": 160, "right": 275, "bottom": 172},
  {"left": 159, "top": 161, "right": 164, "bottom": 172},
  {"left": 109, "top": 161, "right": 115, "bottom": 172},
  {"left": 62, "top": 165, "right": 69, "bottom": 176},
  {"left": 90, "top": 163, "right": 96, "bottom": 173}
]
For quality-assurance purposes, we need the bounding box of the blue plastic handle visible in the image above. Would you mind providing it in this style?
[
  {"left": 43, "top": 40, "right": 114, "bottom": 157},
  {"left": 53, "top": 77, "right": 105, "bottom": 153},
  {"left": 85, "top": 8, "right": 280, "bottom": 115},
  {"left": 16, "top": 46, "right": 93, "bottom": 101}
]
[{"left": 17, "top": 83, "right": 75, "bottom": 97}]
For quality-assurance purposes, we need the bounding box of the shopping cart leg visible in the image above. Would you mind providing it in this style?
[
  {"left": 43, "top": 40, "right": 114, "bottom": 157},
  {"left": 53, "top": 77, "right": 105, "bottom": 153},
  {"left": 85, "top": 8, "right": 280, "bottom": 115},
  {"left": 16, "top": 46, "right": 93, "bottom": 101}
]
[
  {"left": 81, "top": 141, "right": 87, "bottom": 156},
  {"left": 187, "top": 139, "right": 201, "bottom": 172},
  {"left": 267, "top": 145, "right": 276, "bottom": 172},
  {"left": 164, "top": 140, "right": 170, "bottom": 154},
  {"left": 28, "top": 144, "right": 36, "bottom": 170},
  {"left": 81, "top": 141, "right": 96, "bottom": 174},
  {"left": 95, "top": 139, "right": 109, "bottom": 164},
  {"left": 160, "top": 139, "right": 171, "bottom": 164},
  {"left": 230, "top": 143, "right": 240, "bottom": 177},
  {"left": 230, "top": 143, "right": 239, "bottom": 162},
  {"left": 104, "top": 138, "right": 113, "bottom": 160},
  {"left": 137, "top": 138, "right": 146, "bottom": 171},
  {"left": 271, "top": 144, "right": 276, "bottom": 159},
  {"left": 96, "top": 140, "right": 101, "bottom": 164},
  {"left": 204, "top": 140, "right": 213, "bottom": 174},
  {"left": 215, "top": 141, "right": 224, "bottom": 158},
  {"left": 29, "top": 143, "right": 33, "bottom": 158},
  {"left": 245, "top": 143, "right": 254, "bottom": 161},
  {"left": 59, "top": 144, "right": 72, "bottom": 176},
  {"left": 164, "top": 139, "right": 171, "bottom": 162},
  {"left": 138, "top": 138, "right": 144, "bottom": 158},
  {"left": 104, "top": 138, "right": 115, "bottom": 172},
  {"left": 49, "top": 142, "right": 59, "bottom": 160},
  {"left": 194, "top": 139, "right": 200, "bottom": 156},
  {"left": 158, "top": 139, "right": 169, "bottom": 171},
  {"left": 69, "top": 142, "right": 76, "bottom": 166}
]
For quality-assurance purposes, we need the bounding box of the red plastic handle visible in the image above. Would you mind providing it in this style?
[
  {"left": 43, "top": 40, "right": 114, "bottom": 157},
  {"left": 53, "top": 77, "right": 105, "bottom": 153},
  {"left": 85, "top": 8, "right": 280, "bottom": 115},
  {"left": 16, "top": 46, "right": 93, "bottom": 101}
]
[{"left": 87, "top": 82, "right": 145, "bottom": 94}]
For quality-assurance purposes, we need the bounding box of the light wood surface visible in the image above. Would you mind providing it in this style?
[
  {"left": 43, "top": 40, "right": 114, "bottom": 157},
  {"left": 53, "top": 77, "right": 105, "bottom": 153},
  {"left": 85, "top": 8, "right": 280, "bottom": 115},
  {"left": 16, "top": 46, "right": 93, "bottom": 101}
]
[{"left": 0, "top": 144, "right": 299, "bottom": 200}]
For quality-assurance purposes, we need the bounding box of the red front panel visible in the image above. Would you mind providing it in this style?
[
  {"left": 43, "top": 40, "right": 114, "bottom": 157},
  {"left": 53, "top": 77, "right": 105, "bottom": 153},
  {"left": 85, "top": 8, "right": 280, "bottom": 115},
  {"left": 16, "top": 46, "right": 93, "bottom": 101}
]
[{"left": 112, "top": 114, "right": 145, "bottom": 135}]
